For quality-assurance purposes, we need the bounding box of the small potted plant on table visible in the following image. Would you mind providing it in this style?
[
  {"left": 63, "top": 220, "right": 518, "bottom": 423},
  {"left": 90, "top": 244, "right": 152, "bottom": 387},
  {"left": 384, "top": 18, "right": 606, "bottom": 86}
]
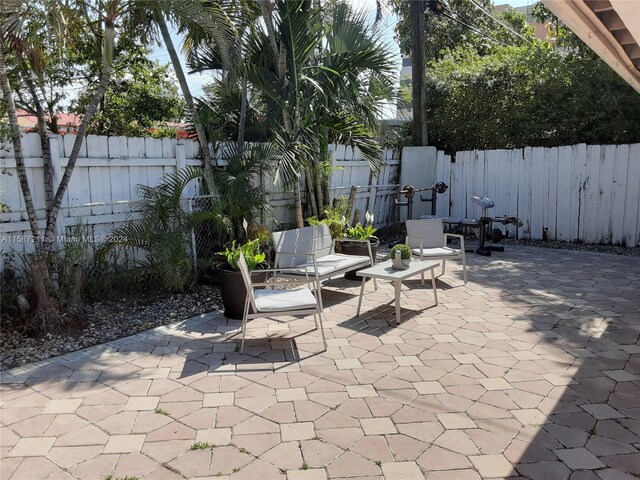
[
  {"left": 390, "top": 243, "right": 412, "bottom": 270},
  {"left": 340, "top": 212, "right": 379, "bottom": 280},
  {"left": 217, "top": 239, "right": 267, "bottom": 319}
]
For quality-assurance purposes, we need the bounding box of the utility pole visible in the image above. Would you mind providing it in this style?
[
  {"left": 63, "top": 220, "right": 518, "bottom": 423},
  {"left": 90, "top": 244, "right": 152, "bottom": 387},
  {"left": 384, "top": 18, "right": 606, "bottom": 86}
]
[{"left": 410, "top": 0, "right": 428, "bottom": 146}]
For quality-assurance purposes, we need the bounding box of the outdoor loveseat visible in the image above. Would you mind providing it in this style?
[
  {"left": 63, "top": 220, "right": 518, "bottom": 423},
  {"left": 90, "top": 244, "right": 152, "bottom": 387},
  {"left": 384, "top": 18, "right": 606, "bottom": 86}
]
[{"left": 271, "top": 225, "right": 377, "bottom": 300}]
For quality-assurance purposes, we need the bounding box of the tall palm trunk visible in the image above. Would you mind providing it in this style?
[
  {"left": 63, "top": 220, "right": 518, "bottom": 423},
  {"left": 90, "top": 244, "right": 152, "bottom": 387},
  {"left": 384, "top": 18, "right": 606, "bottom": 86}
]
[
  {"left": 237, "top": 77, "right": 247, "bottom": 152},
  {"left": 154, "top": 9, "right": 215, "bottom": 182},
  {"left": 42, "top": 51, "right": 114, "bottom": 256},
  {"left": 0, "top": 36, "right": 42, "bottom": 257},
  {"left": 260, "top": 0, "right": 304, "bottom": 227},
  {"left": 24, "top": 74, "right": 54, "bottom": 210},
  {"left": 0, "top": 30, "right": 53, "bottom": 317}
]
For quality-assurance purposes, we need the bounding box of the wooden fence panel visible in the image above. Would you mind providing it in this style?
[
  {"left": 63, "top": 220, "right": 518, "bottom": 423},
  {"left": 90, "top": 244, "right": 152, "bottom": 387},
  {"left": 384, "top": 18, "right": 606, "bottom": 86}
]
[
  {"left": 433, "top": 143, "right": 639, "bottom": 246},
  {"left": 611, "top": 144, "right": 630, "bottom": 246},
  {"left": 546, "top": 147, "right": 559, "bottom": 241},
  {"left": 581, "top": 144, "right": 600, "bottom": 243},
  {"left": 623, "top": 144, "right": 640, "bottom": 247}
]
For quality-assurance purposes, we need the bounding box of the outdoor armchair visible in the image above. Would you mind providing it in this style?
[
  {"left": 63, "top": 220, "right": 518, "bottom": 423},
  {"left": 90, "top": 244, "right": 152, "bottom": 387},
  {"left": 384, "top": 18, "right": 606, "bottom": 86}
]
[
  {"left": 237, "top": 254, "right": 327, "bottom": 353},
  {"left": 405, "top": 218, "right": 468, "bottom": 284}
]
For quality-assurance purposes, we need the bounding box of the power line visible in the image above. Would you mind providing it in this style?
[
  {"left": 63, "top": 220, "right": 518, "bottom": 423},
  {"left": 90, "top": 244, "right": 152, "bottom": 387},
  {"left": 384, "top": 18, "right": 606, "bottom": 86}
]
[
  {"left": 441, "top": 10, "right": 510, "bottom": 47},
  {"left": 466, "top": 0, "right": 530, "bottom": 43}
]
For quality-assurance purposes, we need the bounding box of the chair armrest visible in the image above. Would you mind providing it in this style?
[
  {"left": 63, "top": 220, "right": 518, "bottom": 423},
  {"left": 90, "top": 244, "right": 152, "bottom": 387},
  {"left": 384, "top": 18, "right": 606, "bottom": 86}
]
[
  {"left": 444, "top": 233, "right": 465, "bottom": 251},
  {"left": 405, "top": 235, "right": 424, "bottom": 255},
  {"left": 248, "top": 267, "right": 311, "bottom": 275},
  {"left": 251, "top": 279, "right": 317, "bottom": 287},
  {"left": 273, "top": 251, "right": 319, "bottom": 281}
]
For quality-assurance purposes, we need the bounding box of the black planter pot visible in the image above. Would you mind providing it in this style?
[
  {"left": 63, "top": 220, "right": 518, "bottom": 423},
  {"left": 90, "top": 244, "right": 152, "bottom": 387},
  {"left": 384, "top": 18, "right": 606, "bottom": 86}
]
[
  {"left": 340, "top": 238, "right": 379, "bottom": 280},
  {"left": 217, "top": 264, "right": 267, "bottom": 320}
]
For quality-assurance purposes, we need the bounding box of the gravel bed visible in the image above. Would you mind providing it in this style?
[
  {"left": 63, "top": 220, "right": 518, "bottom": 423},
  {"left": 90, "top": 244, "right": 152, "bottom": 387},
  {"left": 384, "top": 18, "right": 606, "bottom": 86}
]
[
  {"left": 0, "top": 284, "right": 222, "bottom": 371},
  {"left": 502, "top": 238, "right": 640, "bottom": 256}
]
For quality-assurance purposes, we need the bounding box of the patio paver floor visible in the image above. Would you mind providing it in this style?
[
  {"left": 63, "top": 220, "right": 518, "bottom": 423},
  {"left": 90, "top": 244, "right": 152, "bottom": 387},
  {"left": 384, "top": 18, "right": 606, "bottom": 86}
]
[{"left": 1, "top": 246, "right": 639, "bottom": 479}]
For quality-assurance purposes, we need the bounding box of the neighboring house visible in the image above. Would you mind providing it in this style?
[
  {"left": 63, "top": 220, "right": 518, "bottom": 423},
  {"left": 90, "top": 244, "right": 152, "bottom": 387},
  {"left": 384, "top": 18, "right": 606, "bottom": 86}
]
[
  {"left": 13, "top": 109, "right": 192, "bottom": 137},
  {"left": 15, "top": 109, "right": 82, "bottom": 133}
]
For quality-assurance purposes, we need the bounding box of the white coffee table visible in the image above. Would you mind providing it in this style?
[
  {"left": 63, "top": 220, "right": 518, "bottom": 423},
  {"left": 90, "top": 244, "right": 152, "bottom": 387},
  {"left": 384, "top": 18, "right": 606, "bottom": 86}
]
[{"left": 356, "top": 259, "right": 440, "bottom": 324}]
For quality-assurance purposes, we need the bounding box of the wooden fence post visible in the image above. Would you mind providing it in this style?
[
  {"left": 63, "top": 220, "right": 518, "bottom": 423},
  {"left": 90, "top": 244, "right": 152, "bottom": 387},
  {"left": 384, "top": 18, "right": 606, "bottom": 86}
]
[{"left": 176, "top": 142, "right": 186, "bottom": 172}]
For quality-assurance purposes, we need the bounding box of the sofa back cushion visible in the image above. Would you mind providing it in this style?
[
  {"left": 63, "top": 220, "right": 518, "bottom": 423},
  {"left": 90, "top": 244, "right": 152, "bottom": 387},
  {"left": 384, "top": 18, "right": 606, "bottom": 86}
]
[{"left": 272, "top": 224, "right": 333, "bottom": 267}]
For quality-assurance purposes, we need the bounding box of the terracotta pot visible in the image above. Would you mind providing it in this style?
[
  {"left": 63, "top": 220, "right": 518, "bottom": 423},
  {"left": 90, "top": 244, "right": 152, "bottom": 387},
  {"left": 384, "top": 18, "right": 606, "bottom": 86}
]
[
  {"left": 340, "top": 237, "right": 379, "bottom": 280},
  {"left": 217, "top": 264, "right": 267, "bottom": 319}
]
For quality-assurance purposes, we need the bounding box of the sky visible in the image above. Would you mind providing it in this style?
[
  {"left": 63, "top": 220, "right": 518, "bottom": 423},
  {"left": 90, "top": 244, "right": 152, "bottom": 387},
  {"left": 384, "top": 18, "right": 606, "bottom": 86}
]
[
  {"left": 150, "top": 0, "right": 400, "bottom": 98},
  {"left": 150, "top": 0, "right": 539, "bottom": 107}
]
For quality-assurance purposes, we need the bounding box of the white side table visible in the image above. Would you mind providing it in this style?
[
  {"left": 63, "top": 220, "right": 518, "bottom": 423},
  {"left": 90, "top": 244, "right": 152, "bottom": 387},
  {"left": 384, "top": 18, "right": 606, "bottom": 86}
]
[{"left": 356, "top": 259, "right": 440, "bottom": 324}]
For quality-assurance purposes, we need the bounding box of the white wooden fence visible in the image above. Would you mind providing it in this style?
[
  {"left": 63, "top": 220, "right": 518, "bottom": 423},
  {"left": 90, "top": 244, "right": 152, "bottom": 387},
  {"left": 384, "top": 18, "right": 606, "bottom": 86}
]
[
  {"left": 433, "top": 144, "right": 640, "bottom": 247},
  {"left": 0, "top": 133, "right": 400, "bottom": 264},
  {"left": 328, "top": 145, "right": 400, "bottom": 227},
  {"left": 2, "top": 134, "right": 636, "bottom": 271}
]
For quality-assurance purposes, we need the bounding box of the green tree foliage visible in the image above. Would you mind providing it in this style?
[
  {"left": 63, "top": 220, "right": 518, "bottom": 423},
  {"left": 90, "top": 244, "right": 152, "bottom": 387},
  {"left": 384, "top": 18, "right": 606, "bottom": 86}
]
[
  {"left": 73, "top": 46, "right": 184, "bottom": 136},
  {"left": 390, "top": 1, "right": 640, "bottom": 151},
  {"left": 390, "top": 0, "right": 533, "bottom": 61},
  {"left": 425, "top": 45, "right": 640, "bottom": 152},
  {"left": 191, "top": 0, "right": 396, "bottom": 222}
]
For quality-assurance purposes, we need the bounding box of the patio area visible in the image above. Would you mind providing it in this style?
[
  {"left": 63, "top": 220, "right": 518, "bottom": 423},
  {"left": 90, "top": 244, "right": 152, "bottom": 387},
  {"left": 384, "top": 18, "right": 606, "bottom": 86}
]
[{"left": 1, "top": 246, "right": 639, "bottom": 480}]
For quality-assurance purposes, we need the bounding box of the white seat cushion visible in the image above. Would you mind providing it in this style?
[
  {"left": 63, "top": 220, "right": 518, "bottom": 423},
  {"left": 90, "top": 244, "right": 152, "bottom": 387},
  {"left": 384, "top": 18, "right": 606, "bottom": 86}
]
[
  {"left": 411, "top": 247, "right": 461, "bottom": 257},
  {"left": 281, "top": 253, "right": 370, "bottom": 277},
  {"left": 254, "top": 288, "right": 318, "bottom": 312}
]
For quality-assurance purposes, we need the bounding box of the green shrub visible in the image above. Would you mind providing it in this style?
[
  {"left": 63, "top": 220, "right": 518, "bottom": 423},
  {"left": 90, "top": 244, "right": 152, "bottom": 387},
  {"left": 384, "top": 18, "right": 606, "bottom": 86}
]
[
  {"left": 390, "top": 244, "right": 411, "bottom": 260},
  {"left": 306, "top": 196, "right": 349, "bottom": 240},
  {"left": 346, "top": 211, "right": 377, "bottom": 240},
  {"left": 219, "top": 239, "right": 266, "bottom": 271}
]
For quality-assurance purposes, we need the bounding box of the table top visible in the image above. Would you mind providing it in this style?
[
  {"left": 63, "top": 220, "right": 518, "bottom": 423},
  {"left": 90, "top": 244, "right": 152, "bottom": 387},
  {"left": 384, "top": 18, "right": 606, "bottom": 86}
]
[{"left": 356, "top": 259, "right": 440, "bottom": 280}]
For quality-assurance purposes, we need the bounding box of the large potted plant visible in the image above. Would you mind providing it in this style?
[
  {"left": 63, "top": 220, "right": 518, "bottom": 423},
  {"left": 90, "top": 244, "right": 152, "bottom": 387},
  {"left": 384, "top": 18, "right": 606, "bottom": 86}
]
[
  {"left": 340, "top": 212, "right": 379, "bottom": 280},
  {"left": 217, "top": 239, "right": 267, "bottom": 319}
]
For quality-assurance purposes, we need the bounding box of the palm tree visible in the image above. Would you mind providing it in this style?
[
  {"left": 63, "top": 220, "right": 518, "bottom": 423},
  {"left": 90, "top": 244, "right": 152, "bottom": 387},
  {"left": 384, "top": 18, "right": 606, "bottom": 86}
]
[
  {"left": 193, "top": 0, "right": 396, "bottom": 225},
  {"left": 1, "top": 0, "right": 122, "bottom": 330},
  {"left": 151, "top": 0, "right": 238, "bottom": 180}
]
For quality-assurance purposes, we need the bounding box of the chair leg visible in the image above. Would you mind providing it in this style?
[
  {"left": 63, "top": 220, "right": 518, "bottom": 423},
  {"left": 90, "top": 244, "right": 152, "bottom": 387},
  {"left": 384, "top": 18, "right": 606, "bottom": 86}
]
[
  {"left": 316, "top": 279, "right": 325, "bottom": 311},
  {"left": 317, "top": 312, "right": 327, "bottom": 350},
  {"left": 240, "top": 297, "right": 250, "bottom": 353},
  {"left": 461, "top": 254, "right": 468, "bottom": 284},
  {"left": 313, "top": 314, "right": 319, "bottom": 330},
  {"left": 421, "top": 272, "right": 425, "bottom": 286},
  {"left": 441, "top": 259, "right": 446, "bottom": 275},
  {"left": 431, "top": 268, "right": 438, "bottom": 305}
]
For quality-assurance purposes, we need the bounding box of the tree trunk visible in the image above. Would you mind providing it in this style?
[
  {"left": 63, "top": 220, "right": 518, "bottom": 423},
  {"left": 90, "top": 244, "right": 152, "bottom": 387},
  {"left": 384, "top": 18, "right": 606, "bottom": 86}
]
[
  {"left": 42, "top": 64, "right": 113, "bottom": 256},
  {"left": 237, "top": 78, "right": 248, "bottom": 152},
  {"left": 260, "top": 0, "right": 280, "bottom": 64},
  {"left": 260, "top": 0, "right": 305, "bottom": 227},
  {"left": 1, "top": 33, "right": 57, "bottom": 322},
  {"left": 0, "top": 31, "right": 43, "bottom": 259},
  {"left": 154, "top": 9, "right": 216, "bottom": 179},
  {"left": 293, "top": 181, "right": 304, "bottom": 228},
  {"left": 24, "top": 74, "right": 55, "bottom": 210},
  {"left": 313, "top": 162, "right": 324, "bottom": 215},
  {"left": 304, "top": 167, "right": 318, "bottom": 217},
  {"left": 69, "top": 264, "right": 84, "bottom": 311},
  {"left": 410, "top": 0, "right": 428, "bottom": 146}
]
